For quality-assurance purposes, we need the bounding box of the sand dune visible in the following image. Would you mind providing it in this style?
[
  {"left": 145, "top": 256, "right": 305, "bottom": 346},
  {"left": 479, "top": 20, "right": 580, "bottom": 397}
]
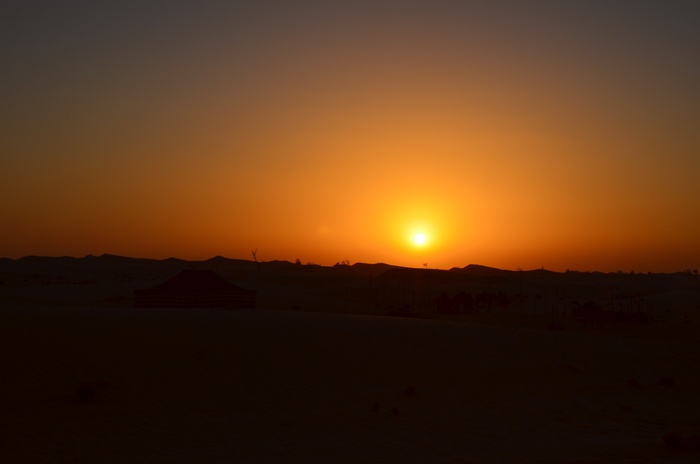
[{"left": 2, "top": 306, "right": 700, "bottom": 463}]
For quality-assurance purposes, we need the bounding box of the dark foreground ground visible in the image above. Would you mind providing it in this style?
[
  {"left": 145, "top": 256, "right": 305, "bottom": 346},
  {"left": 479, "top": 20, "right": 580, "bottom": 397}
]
[
  {"left": 1, "top": 256, "right": 699, "bottom": 462},
  {"left": 2, "top": 306, "right": 700, "bottom": 463}
]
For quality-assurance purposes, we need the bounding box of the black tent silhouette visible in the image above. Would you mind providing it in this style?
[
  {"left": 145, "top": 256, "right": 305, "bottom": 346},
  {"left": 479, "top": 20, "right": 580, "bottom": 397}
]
[{"left": 134, "top": 269, "right": 256, "bottom": 309}]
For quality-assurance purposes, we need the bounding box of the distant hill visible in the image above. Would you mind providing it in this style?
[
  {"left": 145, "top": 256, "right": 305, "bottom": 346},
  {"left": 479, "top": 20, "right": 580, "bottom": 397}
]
[
  {"left": 455, "top": 264, "right": 514, "bottom": 276},
  {"left": 1, "top": 254, "right": 698, "bottom": 315}
]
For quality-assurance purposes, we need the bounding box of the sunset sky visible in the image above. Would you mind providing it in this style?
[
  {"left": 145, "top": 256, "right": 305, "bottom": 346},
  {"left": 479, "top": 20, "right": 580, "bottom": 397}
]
[{"left": 2, "top": 1, "right": 699, "bottom": 272}]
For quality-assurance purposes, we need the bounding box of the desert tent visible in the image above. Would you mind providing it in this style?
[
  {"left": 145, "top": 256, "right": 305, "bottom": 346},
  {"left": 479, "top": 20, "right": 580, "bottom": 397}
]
[{"left": 134, "top": 269, "right": 256, "bottom": 308}]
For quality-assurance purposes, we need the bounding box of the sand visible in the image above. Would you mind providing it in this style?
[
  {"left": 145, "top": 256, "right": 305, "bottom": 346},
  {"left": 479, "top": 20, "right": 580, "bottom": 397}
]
[{"left": 2, "top": 305, "right": 700, "bottom": 463}]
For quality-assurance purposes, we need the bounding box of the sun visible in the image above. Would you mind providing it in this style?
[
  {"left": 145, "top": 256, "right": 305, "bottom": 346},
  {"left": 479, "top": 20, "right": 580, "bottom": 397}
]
[{"left": 413, "top": 233, "right": 427, "bottom": 246}]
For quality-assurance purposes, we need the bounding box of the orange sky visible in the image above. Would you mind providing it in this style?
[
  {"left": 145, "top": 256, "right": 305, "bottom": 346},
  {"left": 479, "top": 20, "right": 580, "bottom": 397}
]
[{"left": 2, "top": 2, "right": 699, "bottom": 272}]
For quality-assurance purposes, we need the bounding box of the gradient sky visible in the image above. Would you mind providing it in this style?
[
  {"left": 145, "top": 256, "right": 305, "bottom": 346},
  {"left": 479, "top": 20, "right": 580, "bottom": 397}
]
[{"left": 2, "top": 1, "right": 699, "bottom": 271}]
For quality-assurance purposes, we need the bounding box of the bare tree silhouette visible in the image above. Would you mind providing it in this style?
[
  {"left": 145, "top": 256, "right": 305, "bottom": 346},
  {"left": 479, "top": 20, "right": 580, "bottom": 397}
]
[{"left": 251, "top": 248, "right": 260, "bottom": 272}]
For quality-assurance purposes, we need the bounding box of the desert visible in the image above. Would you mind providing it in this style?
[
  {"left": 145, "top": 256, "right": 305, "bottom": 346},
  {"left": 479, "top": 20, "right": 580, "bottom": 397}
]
[
  {"left": 5, "top": 2, "right": 700, "bottom": 462},
  {"left": 2, "top": 255, "right": 699, "bottom": 463}
]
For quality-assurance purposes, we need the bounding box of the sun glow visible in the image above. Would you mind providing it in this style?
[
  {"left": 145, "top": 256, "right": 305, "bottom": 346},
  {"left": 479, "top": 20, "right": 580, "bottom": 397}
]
[{"left": 413, "top": 233, "right": 427, "bottom": 246}]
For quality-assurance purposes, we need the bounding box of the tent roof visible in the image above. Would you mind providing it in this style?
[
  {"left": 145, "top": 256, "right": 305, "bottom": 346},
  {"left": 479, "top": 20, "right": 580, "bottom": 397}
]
[{"left": 136, "top": 269, "right": 253, "bottom": 295}]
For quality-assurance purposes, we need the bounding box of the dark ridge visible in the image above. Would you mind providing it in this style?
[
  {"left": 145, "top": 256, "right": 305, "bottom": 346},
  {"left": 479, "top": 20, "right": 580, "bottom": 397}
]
[
  {"left": 376, "top": 265, "right": 520, "bottom": 287},
  {"left": 524, "top": 268, "right": 560, "bottom": 276},
  {"left": 264, "top": 260, "right": 296, "bottom": 266},
  {"left": 351, "top": 262, "right": 397, "bottom": 273},
  {"left": 95, "top": 253, "right": 134, "bottom": 260},
  {"left": 203, "top": 256, "right": 256, "bottom": 267},
  {"left": 89, "top": 253, "right": 158, "bottom": 264},
  {"left": 377, "top": 267, "right": 464, "bottom": 282},
  {"left": 260, "top": 260, "right": 298, "bottom": 272},
  {"left": 459, "top": 264, "right": 513, "bottom": 276},
  {"left": 18, "top": 255, "right": 80, "bottom": 262}
]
